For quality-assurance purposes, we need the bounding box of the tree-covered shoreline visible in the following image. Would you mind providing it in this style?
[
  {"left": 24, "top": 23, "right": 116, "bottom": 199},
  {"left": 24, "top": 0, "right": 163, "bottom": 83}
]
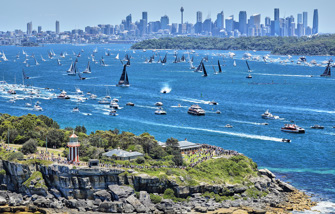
[{"left": 131, "top": 35, "right": 335, "bottom": 56}]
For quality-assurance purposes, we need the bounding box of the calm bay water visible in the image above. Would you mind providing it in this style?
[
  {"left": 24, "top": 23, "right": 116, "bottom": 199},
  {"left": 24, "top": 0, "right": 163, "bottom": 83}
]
[{"left": 0, "top": 44, "right": 334, "bottom": 211}]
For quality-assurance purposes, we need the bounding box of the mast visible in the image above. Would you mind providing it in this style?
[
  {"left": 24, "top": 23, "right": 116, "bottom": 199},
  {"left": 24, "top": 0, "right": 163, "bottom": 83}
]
[
  {"left": 118, "top": 65, "right": 127, "bottom": 85},
  {"left": 246, "top": 60, "right": 251, "bottom": 72}
]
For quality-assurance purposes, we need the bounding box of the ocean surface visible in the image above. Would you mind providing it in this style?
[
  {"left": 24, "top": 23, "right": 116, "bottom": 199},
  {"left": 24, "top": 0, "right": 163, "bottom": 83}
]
[{"left": 0, "top": 44, "right": 334, "bottom": 213}]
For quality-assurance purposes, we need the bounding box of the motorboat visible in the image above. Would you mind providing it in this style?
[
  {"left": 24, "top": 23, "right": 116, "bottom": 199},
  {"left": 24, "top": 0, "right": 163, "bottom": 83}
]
[
  {"left": 155, "top": 107, "right": 167, "bottom": 115},
  {"left": 281, "top": 124, "right": 305, "bottom": 133},
  {"left": 246, "top": 74, "right": 252, "bottom": 79},
  {"left": 110, "top": 101, "right": 120, "bottom": 109},
  {"left": 90, "top": 94, "right": 97, "bottom": 100},
  {"left": 282, "top": 138, "right": 291, "bottom": 143},
  {"left": 72, "top": 107, "right": 80, "bottom": 112},
  {"left": 261, "top": 110, "right": 279, "bottom": 119},
  {"left": 126, "top": 102, "right": 135, "bottom": 106},
  {"left": 155, "top": 102, "right": 163, "bottom": 106},
  {"left": 209, "top": 101, "right": 218, "bottom": 105},
  {"left": 224, "top": 124, "right": 233, "bottom": 128},
  {"left": 187, "top": 104, "right": 205, "bottom": 116},
  {"left": 7, "top": 89, "right": 16, "bottom": 94},
  {"left": 113, "top": 98, "right": 119, "bottom": 102},
  {"left": 98, "top": 98, "right": 110, "bottom": 104},
  {"left": 109, "top": 109, "right": 118, "bottom": 116},
  {"left": 57, "top": 90, "right": 70, "bottom": 99},
  {"left": 310, "top": 125, "right": 324, "bottom": 129},
  {"left": 216, "top": 110, "right": 221, "bottom": 114},
  {"left": 33, "top": 104, "right": 43, "bottom": 111}
]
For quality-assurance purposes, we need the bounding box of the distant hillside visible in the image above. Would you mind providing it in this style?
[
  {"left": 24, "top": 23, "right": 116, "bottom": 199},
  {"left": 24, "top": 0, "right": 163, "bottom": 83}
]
[{"left": 131, "top": 35, "right": 335, "bottom": 56}]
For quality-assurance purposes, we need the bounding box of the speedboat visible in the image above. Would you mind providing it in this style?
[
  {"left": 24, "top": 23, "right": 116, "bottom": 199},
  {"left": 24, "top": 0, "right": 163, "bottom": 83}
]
[
  {"left": 209, "top": 101, "right": 219, "bottom": 105},
  {"left": 281, "top": 124, "right": 305, "bottom": 133},
  {"left": 126, "top": 102, "right": 135, "bottom": 106},
  {"left": 224, "top": 124, "right": 233, "bottom": 128},
  {"left": 282, "top": 138, "right": 291, "bottom": 143},
  {"left": 261, "top": 110, "right": 279, "bottom": 119},
  {"left": 187, "top": 105, "right": 205, "bottom": 116},
  {"left": 216, "top": 110, "right": 221, "bottom": 114},
  {"left": 33, "top": 104, "right": 43, "bottom": 111},
  {"left": 110, "top": 101, "right": 120, "bottom": 109},
  {"left": 109, "top": 109, "right": 118, "bottom": 116},
  {"left": 113, "top": 98, "right": 119, "bottom": 102},
  {"left": 155, "top": 102, "right": 163, "bottom": 106},
  {"left": 155, "top": 107, "right": 167, "bottom": 115},
  {"left": 310, "top": 125, "right": 324, "bottom": 129},
  {"left": 72, "top": 107, "right": 79, "bottom": 112},
  {"left": 90, "top": 94, "right": 97, "bottom": 100}
]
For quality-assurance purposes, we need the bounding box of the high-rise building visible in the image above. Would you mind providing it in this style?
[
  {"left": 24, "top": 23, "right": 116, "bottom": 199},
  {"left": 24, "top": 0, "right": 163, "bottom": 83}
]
[
  {"left": 297, "top": 14, "right": 302, "bottom": 24},
  {"left": 196, "top": 11, "right": 202, "bottom": 23},
  {"left": 203, "top": 18, "right": 212, "bottom": 34},
  {"left": 225, "top": 16, "right": 234, "bottom": 33},
  {"left": 27, "top": 22, "right": 32, "bottom": 35},
  {"left": 303, "top": 12, "right": 308, "bottom": 29},
  {"left": 216, "top": 11, "right": 224, "bottom": 29},
  {"left": 180, "top": 7, "right": 184, "bottom": 24},
  {"left": 160, "top": 15, "right": 169, "bottom": 30},
  {"left": 126, "top": 14, "right": 132, "bottom": 30},
  {"left": 239, "top": 11, "right": 247, "bottom": 35},
  {"left": 56, "top": 20, "right": 60, "bottom": 34},
  {"left": 312, "top": 9, "right": 318, "bottom": 34},
  {"left": 274, "top": 8, "right": 279, "bottom": 21},
  {"left": 142, "top": 12, "right": 148, "bottom": 34},
  {"left": 249, "top": 14, "right": 261, "bottom": 36},
  {"left": 38, "top": 26, "right": 42, "bottom": 34},
  {"left": 265, "top": 17, "right": 271, "bottom": 26}
]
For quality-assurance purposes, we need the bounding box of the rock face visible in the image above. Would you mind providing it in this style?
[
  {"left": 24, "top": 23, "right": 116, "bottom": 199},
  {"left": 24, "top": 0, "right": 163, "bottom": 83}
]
[{"left": 0, "top": 160, "right": 316, "bottom": 213}]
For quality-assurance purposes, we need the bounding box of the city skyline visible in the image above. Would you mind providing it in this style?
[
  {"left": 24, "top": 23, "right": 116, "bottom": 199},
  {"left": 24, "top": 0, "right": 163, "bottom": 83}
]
[{"left": 0, "top": 0, "right": 334, "bottom": 33}]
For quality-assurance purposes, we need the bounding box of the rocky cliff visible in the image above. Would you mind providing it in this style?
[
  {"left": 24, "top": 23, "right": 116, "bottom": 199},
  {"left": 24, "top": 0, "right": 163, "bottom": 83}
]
[{"left": 0, "top": 160, "right": 316, "bottom": 213}]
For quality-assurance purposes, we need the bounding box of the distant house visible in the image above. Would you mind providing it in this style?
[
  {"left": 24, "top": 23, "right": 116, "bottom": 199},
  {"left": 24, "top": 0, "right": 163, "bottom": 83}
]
[
  {"left": 102, "top": 148, "right": 144, "bottom": 161},
  {"left": 158, "top": 139, "right": 202, "bottom": 154}
]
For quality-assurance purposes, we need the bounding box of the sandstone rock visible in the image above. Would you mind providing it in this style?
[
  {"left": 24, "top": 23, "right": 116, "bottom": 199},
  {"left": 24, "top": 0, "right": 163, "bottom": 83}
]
[
  {"left": 277, "top": 180, "right": 296, "bottom": 192},
  {"left": 0, "top": 196, "right": 6, "bottom": 205},
  {"left": 94, "top": 189, "right": 111, "bottom": 202},
  {"left": 108, "top": 185, "right": 134, "bottom": 200},
  {"left": 123, "top": 203, "right": 135, "bottom": 213},
  {"left": 126, "top": 194, "right": 146, "bottom": 213},
  {"left": 33, "top": 196, "right": 50, "bottom": 208},
  {"left": 50, "top": 188, "right": 62, "bottom": 198},
  {"left": 98, "top": 201, "right": 123, "bottom": 213},
  {"left": 195, "top": 206, "right": 207, "bottom": 213},
  {"left": 139, "top": 191, "right": 151, "bottom": 207},
  {"left": 259, "top": 168, "right": 276, "bottom": 179}
]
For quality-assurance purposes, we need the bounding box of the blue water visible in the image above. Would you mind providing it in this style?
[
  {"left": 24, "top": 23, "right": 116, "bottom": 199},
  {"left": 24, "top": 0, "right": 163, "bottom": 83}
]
[{"left": 0, "top": 44, "right": 334, "bottom": 209}]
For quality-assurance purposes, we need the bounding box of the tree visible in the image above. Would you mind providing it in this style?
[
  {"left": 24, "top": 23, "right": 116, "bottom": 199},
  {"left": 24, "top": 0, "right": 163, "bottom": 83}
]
[
  {"left": 7, "top": 151, "right": 24, "bottom": 161},
  {"left": 46, "top": 129, "right": 65, "bottom": 148},
  {"left": 166, "top": 138, "right": 179, "bottom": 148},
  {"left": 21, "top": 139, "right": 37, "bottom": 155},
  {"left": 75, "top": 125, "right": 87, "bottom": 134}
]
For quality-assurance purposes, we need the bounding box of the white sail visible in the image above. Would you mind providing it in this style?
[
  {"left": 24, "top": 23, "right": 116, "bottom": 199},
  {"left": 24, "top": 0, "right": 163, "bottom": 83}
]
[{"left": 115, "top": 53, "right": 119, "bottom": 60}]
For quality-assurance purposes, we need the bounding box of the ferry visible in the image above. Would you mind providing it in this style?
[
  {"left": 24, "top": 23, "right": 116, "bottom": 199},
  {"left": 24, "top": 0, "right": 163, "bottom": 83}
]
[
  {"left": 188, "top": 105, "right": 205, "bottom": 116},
  {"left": 281, "top": 124, "right": 305, "bottom": 133}
]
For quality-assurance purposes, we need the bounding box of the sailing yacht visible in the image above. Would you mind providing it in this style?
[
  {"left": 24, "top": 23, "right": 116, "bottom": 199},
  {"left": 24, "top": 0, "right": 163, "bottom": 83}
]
[
  {"left": 57, "top": 59, "right": 62, "bottom": 66},
  {"left": 320, "top": 60, "right": 332, "bottom": 77},
  {"left": 194, "top": 59, "right": 203, "bottom": 72},
  {"left": 116, "top": 65, "right": 130, "bottom": 87},
  {"left": 218, "top": 60, "right": 222, "bottom": 73},
  {"left": 245, "top": 61, "right": 252, "bottom": 78},
  {"left": 83, "top": 61, "right": 91, "bottom": 74},
  {"left": 22, "top": 69, "right": 29, "bottom": 79},
  {"left": 233, "top": 60, "right": 236, "bottom": 67},
  {"left": 77, "top": 69, "right": 86, "bottom": 80},
  {"left": 115, "top": 53, "right": 119, "bottom": 60},
  {"left": 202, "top": 62, "right": 208, "bottom": 77}
]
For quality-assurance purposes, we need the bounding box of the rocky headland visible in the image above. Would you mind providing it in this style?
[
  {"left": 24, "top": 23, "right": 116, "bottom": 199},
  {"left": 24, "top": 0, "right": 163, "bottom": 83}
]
[{"left": 0, "top": 157, "right": 316, "bottom": 214}]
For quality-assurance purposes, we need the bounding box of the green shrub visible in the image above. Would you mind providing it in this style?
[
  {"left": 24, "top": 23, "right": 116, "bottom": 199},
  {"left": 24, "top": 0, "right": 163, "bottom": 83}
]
[
  {"left": 135, "top": 157, "right": 145, "bottom": 164},
  {"left": 0, "top": 169, "right": 6, "bottom": 175},
  {"left": 150, "top": 194, "right": 162, "bottom": 204},
  {"left": 21, "top": 139, "right": 37, "bottom": 155},
  {"left": 163, "top": 188, "right": 175, "bottom": 199},
  {"left": 7, "top": 152, "right": 24, "bottom": 161}
]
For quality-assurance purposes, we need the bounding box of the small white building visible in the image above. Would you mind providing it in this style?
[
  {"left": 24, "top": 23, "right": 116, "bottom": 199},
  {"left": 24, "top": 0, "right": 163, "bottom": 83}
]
[{"left": 102, "top": 148, "right": 143, "bottom": 161}]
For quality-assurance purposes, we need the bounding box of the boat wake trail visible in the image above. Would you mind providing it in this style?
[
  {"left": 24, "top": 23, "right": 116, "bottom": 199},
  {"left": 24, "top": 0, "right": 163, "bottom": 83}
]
[
  {"left": 263, "top": 167, "right": 335, "bottom": 175},
  {"left": 160, "top": 82, "right": 172, "bottom": 93},
  {"left": 177, "top": 97, "right": 210, "bottom": 105},
  {"left": 124, "top": 118, "right": 283, "bottom": 142},
  {"left": 253, "top": 73, "right": 313, "bottom": 78},
  {"left": 136, "top": 105, "right": 157, "bottom": 109},
  {"left": 232, "top": 120, "right": 269, "bottom": 126}
]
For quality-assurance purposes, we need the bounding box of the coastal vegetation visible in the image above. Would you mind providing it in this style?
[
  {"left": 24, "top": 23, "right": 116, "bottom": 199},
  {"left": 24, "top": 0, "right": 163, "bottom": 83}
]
[{"left": 131, "top": 34, "right": 335, "bottom": 55}]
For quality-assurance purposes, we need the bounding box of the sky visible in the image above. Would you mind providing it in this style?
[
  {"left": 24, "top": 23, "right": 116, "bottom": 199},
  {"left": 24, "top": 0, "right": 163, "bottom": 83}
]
[{"left": 0, "top": 0, "right": 334, "bottom": 33}]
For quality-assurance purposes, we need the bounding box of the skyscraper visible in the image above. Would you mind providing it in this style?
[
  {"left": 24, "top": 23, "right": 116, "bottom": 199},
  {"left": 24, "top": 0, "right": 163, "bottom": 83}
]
[
  {"left": 239, "top": 11, "right": 247, "bottom": 35},
  {"left": 265, "top": 17, "right": 271, "bottom": 26},
  {"left": 160, "top": 15, "right": 169, "bottom": 30},
  {"left": 180, "top": 7, "right": 184, "bottom": 24},
  {"left": 225, "top": 16, "right": 234, "bottom": 33},
  {"left": 216, "top": 11, "right": 224, "bottom": 29},
  {"left": 27, "top": 22, "right": 32, "bottom": 35},
  {"left": 303, "top": 12, "right": 308, "bottom": 29},
  {"left": 297, "top": 14, "right": 302, "bottom": 24},
  {"left": 142, "top": 12, "right": 148, "bottom": 34},
  {"left": 274, "top": 8, "right": 279, "bottom": 21},
  {"left": 56, "top": 21, "right": 60, "bottom": 34},
  {"left": 126, "top": 14, "right": 132, "bottom": 30},
  {"left": 196, "top": 11, "right": 202, "bottom": 23},
  {"left": 38, "top": 26, "right": 42, "bottom": 34},
  {"left": 142, "top": 12, "right": 148, "bottom": 21},
  {"left": 312, "top": 9, "right": 318, "bottom": 34}
]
